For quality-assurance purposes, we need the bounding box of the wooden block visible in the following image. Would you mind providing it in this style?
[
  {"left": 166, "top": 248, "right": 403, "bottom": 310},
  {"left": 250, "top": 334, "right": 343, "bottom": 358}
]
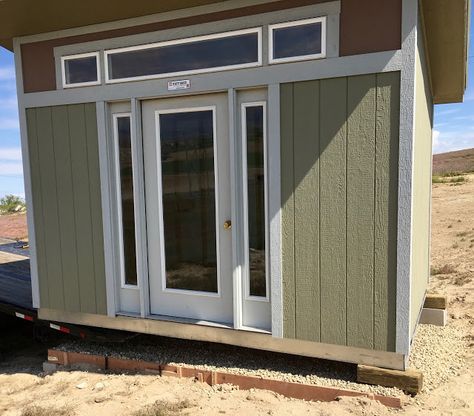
[
  {"left": 357, "top": 365, "right": 423, "bottom": 395},
  {"left": 424, "top": 294, "right": 447, "bottom": 310},
  {"left": 419, "top": 308, "right": 447, "bottom": 326}
]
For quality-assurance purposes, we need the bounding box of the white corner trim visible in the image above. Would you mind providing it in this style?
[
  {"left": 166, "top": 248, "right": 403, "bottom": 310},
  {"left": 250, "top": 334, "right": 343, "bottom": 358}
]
[
  {"left": 13, "top": 38, "right": 40, "bottom": 309},
  {"left": 396, "top": 0, "right": 418, "bottom": 355},
  {"left": 268, "top": 83, "right": 283, "bottom": 338}
]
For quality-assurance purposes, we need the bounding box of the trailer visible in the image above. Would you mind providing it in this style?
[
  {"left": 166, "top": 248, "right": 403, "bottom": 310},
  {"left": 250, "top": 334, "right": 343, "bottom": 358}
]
[{"left": 0, "top": 242, "right": 133, "bottom": 342}]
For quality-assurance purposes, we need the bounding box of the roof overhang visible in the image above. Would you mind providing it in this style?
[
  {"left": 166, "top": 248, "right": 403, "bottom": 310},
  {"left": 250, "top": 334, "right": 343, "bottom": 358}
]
[
  {"left": 421, "top": 0, "right": 471, "bottom": 104},
  {"left": 0, "top": 0, "right": 225, "bottom": 50}
]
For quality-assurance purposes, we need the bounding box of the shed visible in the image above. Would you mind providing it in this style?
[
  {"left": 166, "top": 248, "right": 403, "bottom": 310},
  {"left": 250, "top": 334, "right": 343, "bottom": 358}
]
[{"left": 0, "top": 0, "right": 470, "bottom": 370}]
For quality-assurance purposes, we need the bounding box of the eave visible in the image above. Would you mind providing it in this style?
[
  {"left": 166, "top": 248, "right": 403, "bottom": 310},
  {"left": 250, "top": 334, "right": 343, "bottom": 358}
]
[{"left": 421, "top": 0, "right": 471, "bottom": 104}]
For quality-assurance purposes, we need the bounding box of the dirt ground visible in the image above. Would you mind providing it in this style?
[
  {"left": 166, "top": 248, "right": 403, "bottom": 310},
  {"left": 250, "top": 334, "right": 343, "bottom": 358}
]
[
  {"left": 0, "top": 213, "right": 27, "bottom": 241},
  {"left": 0, "top": 177, "right": 473, "bottom": 415}
]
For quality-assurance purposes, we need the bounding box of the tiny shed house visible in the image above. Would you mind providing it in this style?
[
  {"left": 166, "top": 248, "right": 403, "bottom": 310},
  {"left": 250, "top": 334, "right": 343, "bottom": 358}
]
[{"left": 0, "top": 0, "right": 469, "bottom": 370}]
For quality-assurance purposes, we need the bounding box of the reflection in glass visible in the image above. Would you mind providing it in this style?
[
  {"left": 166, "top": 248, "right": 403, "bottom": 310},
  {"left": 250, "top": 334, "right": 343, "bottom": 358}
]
[
  {"left": 245, "top": 106, "right": 266, "bottom": 297},
  {"left": 108, "top": 32, "right": 259, "bottom": 80},
  {"left": 116, "top": 116, "right": 138, "bottom": 286},
  {"left": 272, "top": 22, "right": 322, "bottom": 60},
  {"left": 64, "top": 56, "right": 98, "bottom": 85},
  {"left": 160, "top": 110, "right": 218, "bottom": 293}
]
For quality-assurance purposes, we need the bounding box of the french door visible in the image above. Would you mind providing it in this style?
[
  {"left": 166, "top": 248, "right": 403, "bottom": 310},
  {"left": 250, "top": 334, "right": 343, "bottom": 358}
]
[
  {"left": 113, "top": 91, "right": 271, "bottom": 330},
  {"left": 142, "top": 94, "right": 233, "bottom": 324}
]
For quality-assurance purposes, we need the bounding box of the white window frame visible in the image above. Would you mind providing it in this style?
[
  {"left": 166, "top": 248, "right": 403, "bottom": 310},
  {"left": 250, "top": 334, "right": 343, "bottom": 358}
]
[
  {"left": 112, "top": 112, "right": 140, "bottom": 291},
  {"left": 104, "top": 27, "right": 262, "bottom": 84},
  {"left": 61, "top": 51, "right": 101, "bottom": 88},
  {"left": 241, "top": 101, "right": 270, "bottom": 302},
  {"left": 268, "top": 16, "right": 327, "bottom": 64},
  {"left": 155, "top": 106, "right": 222, "bottom": 298}
]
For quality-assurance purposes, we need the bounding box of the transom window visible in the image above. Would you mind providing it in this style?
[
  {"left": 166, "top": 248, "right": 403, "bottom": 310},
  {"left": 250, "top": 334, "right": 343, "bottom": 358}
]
[
  {"left": 269, "top": 17, "right": 326, "bottom": 64},
  {"left": 61, "top": 52, "right": 100, "bottom": 88},
  {"left": 105, "top": 28, "right": 262, "bottom": 83}
]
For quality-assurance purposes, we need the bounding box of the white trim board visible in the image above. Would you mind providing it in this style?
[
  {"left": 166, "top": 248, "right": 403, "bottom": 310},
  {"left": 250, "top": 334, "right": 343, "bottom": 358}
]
[
  {"left": 23, "top": 50, "right": 402, "bottom": 109},
  {"left": 13, "top": 38, "right": 40, "bottom": 309},
  {"left": 396, "top": 0, "right": 418, "bottom": 358}
]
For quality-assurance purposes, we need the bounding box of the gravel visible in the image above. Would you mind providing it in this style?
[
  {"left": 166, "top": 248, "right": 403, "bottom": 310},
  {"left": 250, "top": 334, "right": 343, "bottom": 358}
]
[
  {"left": 56, "top": 336, "right": 403, "bottom": 398},
  {"left": 54, "top": 321, "right": 467, "bottom": 400},
  {"left": 408, "top": 323, "right": 467, "bottom": 394}
]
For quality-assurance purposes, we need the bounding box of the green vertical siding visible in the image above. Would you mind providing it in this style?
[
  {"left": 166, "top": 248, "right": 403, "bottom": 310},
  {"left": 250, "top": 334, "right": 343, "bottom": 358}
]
[
  {"left": 26, "top": 103, "right": 107, "bottom": 315},
  {"left": 281, "top": 73, "right": 400, "bottom": 351}
]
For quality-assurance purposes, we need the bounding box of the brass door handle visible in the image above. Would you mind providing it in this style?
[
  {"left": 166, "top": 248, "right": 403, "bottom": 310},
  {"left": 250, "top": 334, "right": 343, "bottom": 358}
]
[{"left": 224, "top": 220, "right": 232, "bottom": 230}]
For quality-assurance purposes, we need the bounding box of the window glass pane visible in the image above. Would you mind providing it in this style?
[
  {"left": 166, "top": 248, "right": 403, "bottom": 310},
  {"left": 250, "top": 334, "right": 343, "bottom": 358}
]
[
  {"left": 64, "top": 55, "right": 98, "bottom": 85},
  {"left": 116, "top": 116, "right": 138, "bottom": 286},
  {"left": 160, "top": 110, "right": 218, "bottom": 293},
  {"left": 108, "top": 32, "right": 259, "bottom": 81},
  {"left": 246, "top": 106, "right": 266, "bottom": 297},
  {"left": 273, "top": 22, "right": 322, "bottom": 60}
]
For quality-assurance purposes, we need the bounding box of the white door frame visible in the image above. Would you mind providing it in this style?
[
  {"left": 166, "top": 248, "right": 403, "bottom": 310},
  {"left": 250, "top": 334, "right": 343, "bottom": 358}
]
[{"left": 105, "top": 90, "right": 277, "bottom": 333}]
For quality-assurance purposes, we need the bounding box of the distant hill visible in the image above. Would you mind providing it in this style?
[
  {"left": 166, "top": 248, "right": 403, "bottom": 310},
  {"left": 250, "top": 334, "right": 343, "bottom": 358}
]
[{"left": 433, "top": 148, "right": 474, "bottom": 175}]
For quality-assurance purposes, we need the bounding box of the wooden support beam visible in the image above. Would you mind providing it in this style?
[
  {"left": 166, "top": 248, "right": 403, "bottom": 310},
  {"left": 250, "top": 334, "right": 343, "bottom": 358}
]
[
  {"left": 424, "top": 294, "right": 447, "bottom": 310},
  {"left": 357, "top": 365, "right": 423, "bottom": 395}
]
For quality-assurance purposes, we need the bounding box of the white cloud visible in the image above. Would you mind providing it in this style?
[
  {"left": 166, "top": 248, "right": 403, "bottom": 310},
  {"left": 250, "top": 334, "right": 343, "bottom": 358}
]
[
  {"left": 432, "top": 130, "right": 440, "bottom": 152},
  {"left": 0, "top": 96, "right": 18, "bottom": 111},
  {"left": 0, "top": 147, "right": 22, "bottom": 161},
  {"left": 0, "top": 67, "right": 15, "bottom": 81},
  {"left": 0, "top": 117, "right": 19, "bottom": 130},
  {"left": 432, "top": 130, "right": 474, "bottom": 154},
  {"left": 435, "top": 108, "right": 460, "bottom": 117},
  {"left": 0, "top": 161, "right": 23, "bottom": 175}
]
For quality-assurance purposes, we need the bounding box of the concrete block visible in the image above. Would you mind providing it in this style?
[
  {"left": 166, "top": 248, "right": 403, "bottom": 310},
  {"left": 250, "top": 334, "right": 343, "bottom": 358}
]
[
  {"left": 43, "top": 361, "right": 59, "bottom": 375},
  {"left": 419, "top": 307, "right": 447, "bottom": 326}
]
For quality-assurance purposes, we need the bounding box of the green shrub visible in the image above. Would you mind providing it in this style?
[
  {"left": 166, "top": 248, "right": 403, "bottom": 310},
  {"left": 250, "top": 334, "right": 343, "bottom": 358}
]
[{"left": 0, "top": 194, "right": 26, "bottom": 214}]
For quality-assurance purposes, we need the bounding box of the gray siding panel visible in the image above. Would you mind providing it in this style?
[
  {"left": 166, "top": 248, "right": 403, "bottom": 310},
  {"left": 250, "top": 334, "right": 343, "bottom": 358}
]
[
  {"left": 294, "top": 81, "right": 320, "bottom": 342},
  {"left": 85, "top": 103, "right": 108, "bottom": 315},
  {"left": 26, "top": 103, "right": 107, "bottom": 315},
  {"left": 51, "top": 106, "right": 81, "bottom": 313},
  {"left": 36, "top": 107, "right": 65, "bottom": 311},
  {"left": 26, "top": 109, "right": 50, "bottom": 308},
  {"left": 281, "top": 73, "right": 400, "bottom": 351},
  {"left": 319, "top": 77, "right": 347, "bottom": 346},
  {"left": 346, "top": 74, "right": 376, "bottom": 349},
  {"left": 374, "top": 72, "right": 399, "bottom": 352},
  {"left": 280, "top": 83, "right": 296, "bottom": 339}
]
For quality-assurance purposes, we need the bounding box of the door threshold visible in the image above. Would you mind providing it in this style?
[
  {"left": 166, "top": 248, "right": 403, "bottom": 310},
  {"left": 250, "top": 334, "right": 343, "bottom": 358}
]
[
  {"left": 147, "top": 313, "right": 234, "bottom": 330},
  {"left": 115, "top": 312, "right": 272, "bottom": 335}
]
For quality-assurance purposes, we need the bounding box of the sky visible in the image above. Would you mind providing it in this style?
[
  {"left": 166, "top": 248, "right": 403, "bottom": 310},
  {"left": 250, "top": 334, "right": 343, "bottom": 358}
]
[{"left": 0, "top": 12, "right": 473, "bottom": 199}]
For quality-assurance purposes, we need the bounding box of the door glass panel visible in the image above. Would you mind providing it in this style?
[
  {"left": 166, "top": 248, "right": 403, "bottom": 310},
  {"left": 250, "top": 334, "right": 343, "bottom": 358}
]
[
  {"left": 116, "top": 116, "right": 138, "bottom": 286},
  {"left": 245, "top": 106, "right": 266, "bottom": 297},
  {"left": 159, "top": 110, "right": 218, "bottom": 293}
]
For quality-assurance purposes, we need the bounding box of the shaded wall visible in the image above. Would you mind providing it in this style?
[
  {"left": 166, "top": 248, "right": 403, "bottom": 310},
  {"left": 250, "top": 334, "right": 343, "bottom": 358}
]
[
  {"left": 281, "top": 72, "right": 400, "bottom": 351},
  {"left": 410, "top": 26, "right": 433, "bottom": 336},
  {"left": 26, "top": 103, "right": 107, "bottom": 315}
]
